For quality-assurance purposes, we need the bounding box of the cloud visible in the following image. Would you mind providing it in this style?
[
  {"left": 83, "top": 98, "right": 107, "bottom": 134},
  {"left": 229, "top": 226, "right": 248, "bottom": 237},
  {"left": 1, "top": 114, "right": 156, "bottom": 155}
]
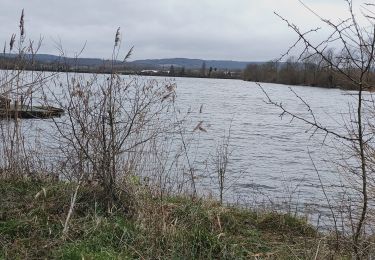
[{"left": 0, "top": 0, "right": 365, "bottom": 61}]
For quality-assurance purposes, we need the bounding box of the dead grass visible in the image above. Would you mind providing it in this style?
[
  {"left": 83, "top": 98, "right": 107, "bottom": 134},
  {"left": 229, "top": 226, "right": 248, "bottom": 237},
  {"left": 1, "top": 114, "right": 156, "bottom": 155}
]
[{"left": 0, "top": 180, "right": 355, "bottom": 259}]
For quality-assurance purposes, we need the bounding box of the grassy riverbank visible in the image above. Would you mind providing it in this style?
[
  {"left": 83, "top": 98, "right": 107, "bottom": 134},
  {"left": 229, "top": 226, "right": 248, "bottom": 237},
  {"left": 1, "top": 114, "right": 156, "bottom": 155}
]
[{"left": 0, "top": 180, "right": 352, "bottom": 259}]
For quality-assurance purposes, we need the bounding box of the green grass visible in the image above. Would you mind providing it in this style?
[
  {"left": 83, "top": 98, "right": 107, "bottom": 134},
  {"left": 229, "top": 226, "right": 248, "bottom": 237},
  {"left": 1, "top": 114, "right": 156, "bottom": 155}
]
[{"left": 0, "top": 180, "right": 349, "bottom": 259}]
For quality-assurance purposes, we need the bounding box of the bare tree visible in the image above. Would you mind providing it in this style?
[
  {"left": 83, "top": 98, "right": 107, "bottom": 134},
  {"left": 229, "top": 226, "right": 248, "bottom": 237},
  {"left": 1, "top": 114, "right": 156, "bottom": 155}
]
[
  {"left": 45, "top": 28, "right": 177, "bottom": 209},
  {"left": 212, "top": 127, "right": 231, "bottom": 205},
  {"left": 261, "top": 1, "right": 375, "bottom": 257}
]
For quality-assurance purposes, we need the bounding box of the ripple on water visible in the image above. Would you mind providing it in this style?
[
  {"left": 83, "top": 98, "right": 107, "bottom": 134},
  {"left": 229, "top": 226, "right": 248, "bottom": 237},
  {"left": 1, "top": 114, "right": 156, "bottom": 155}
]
[
  {"left": 19, "top": 75, "right": 358, "bottom": 222},
  {"left": 171, "top": 77, "right": 356, "bottom": 213}
]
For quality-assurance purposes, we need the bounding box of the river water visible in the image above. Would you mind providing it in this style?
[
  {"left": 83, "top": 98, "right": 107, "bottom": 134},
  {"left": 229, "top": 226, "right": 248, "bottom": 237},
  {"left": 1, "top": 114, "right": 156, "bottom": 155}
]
[
  {"left": 3, "top": 71, "right": 365, "bottom": 224},
  {"left": 167, "top": 76, "right": 359, "bottom": 218}
]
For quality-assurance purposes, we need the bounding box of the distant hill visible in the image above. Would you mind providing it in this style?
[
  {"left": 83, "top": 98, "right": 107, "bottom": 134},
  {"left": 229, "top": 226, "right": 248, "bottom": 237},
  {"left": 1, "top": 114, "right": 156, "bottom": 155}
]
[
  {"left": 0, "top": 53, "right": 263, "bottom": 70},
  {"left": 0, "top": 53, "right": 116, "bottom": 67},
  {"left": 40, "top": 55, "right": 111, "bottom": 67}
]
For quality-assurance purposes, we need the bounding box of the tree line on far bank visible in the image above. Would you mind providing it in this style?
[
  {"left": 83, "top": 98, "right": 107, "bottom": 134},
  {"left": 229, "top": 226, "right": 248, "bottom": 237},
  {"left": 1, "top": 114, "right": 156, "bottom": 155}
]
[
  {"left": 147, "top": 62, "right": 242, "bottom": 79},
  {"left": 3, "top": 49, "right": 375, "bottom": 91},
  {"left": 243, "top": 51, "right": 375, "bottom": 91}
]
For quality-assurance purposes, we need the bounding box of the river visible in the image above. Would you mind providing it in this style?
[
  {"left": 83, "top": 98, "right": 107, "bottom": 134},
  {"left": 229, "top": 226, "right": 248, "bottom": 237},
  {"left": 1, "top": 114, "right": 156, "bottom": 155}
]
[
  {"left": 2, "top": 72, "right": 364, "bottom": 225},
  {"left": 168, "top": 76, "right": 359, "bottom": 221}
]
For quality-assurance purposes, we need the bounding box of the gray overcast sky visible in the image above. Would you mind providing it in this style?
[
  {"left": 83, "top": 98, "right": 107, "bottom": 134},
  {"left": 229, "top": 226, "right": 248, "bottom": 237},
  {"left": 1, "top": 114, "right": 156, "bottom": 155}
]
[{"left": 0, "top": 0, "right": 359, "bottom": 61}]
